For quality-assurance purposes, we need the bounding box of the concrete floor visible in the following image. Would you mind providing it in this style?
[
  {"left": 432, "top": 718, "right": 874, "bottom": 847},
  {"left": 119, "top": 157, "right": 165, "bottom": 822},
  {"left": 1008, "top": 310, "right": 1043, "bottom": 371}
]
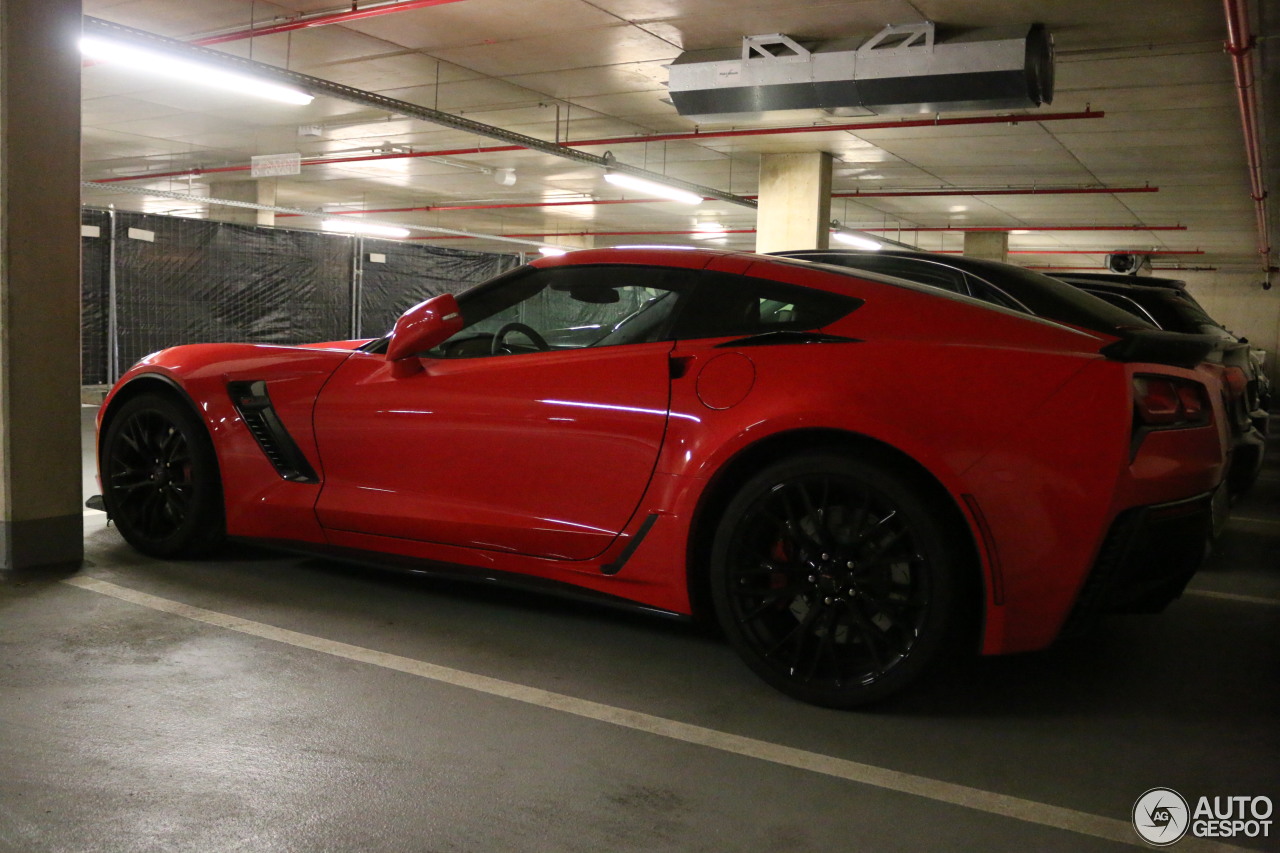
[{"left": 0, "top": 407, "right": 1275, "bottom": 852}]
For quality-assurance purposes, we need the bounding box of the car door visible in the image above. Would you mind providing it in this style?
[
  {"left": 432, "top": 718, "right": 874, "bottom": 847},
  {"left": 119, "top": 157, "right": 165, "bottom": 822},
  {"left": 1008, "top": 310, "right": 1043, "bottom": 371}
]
[{"left": 311, "top": 264, "right": 692, "bottom": 562}]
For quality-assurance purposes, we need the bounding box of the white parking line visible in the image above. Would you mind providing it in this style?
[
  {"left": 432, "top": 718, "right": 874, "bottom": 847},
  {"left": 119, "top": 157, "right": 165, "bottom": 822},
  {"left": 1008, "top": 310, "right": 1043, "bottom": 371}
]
[
  {"left": 1185, "top": 589, "right": 1280, "bottom": 607},
  {"left": 61, "top": 576, "right": 1257, "bottom": 851}
]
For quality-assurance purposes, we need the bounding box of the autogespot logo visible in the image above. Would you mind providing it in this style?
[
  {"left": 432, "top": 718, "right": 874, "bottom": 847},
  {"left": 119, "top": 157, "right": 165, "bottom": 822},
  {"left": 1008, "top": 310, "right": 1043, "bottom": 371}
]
[
  {"left": 1133, "top": 788, "right": 1190, "bottom": 846},
  {"left": 1132, "top": 789, "right": 1276, "bottom": 844}
]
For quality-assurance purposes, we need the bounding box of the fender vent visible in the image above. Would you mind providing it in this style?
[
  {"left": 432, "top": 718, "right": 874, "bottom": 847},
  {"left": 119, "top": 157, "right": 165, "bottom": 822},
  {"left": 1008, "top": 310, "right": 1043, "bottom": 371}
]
[{"left": 228, "top": 380, "right": 319, "bottom": 483}]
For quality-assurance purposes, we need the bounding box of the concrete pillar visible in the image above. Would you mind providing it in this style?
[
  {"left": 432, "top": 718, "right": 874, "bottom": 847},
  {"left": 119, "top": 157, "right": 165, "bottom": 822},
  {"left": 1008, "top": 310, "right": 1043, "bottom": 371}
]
[
  {"left": 209, "top": 179, "right": 278, "bottom": 226},
  {"left": 963, "top": 231, "right": 1009, "bottom": 263},
  {"left": 755, "top": 152, "right": 832, "bottom": 253},
  {"left": 0, "top": 0, "right": 84, "bottom": 570}
]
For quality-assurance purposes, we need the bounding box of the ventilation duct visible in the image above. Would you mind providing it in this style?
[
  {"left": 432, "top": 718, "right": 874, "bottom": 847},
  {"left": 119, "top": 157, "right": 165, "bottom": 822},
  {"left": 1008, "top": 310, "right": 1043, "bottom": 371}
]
[{"left": 667, "top": 23, "right": 1054, "bottom": 123}]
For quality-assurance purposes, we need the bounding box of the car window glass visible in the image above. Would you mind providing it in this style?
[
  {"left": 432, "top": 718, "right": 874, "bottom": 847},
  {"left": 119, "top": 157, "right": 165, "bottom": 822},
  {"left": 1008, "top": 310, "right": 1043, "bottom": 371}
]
[
  {"left": 670, "top": 270, "right": 860, "bottom": 340},
  {"left": 799, "top": 254, "right": 969, "bottom": 295},
  {"left": 955, "top": 261, "right": 1155, "bottom": 333},
  {"left": 1082, "top": 287, "right": 1221, "bottom": 335},
  {"left": 1085, "top": 291, "right": 1160, "bottom": 327},
  {"left": 430, "top": 265, "right": 693, "bottom": 358},
  {"left": 963, "top": 275, "right": 1027, "bottom": 311}
]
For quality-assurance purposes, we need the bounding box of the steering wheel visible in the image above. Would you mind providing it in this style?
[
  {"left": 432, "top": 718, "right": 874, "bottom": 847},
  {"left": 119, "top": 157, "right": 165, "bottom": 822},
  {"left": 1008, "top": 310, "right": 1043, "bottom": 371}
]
[{"left": 491, "top": 322, "right": 550, "bottom": 355}]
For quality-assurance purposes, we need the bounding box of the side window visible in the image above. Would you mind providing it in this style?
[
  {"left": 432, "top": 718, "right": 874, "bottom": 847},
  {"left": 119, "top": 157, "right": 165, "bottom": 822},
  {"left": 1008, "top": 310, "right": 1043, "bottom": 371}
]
[
  {"left": 430, "top": 265, "right": 692, "bottom": 358},
  {"left": 1086, "top": 291, "right": 1161, "bottom": 327},
  {"left": 964, "top": 275, "right": 1030, "bottom": 313},
  {"left": 670, "top": 271, "right": 860, "bottom": 341}
]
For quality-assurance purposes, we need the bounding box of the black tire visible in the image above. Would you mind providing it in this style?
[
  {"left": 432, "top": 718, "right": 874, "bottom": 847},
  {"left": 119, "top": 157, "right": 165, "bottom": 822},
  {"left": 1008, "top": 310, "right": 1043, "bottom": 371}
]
[
  {"left": 710, "top": 452, "right": 964, "bottom": 708},
  {"left": 100, "top": 392, "right": 225, "bottom": 558}
]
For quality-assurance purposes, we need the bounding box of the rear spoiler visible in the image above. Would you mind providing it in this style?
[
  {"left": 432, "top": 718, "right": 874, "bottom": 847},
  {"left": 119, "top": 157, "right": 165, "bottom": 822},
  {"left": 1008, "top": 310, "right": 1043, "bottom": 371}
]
[{"left": 1099, "top": 330, "right": 1219, "bottom": 369}]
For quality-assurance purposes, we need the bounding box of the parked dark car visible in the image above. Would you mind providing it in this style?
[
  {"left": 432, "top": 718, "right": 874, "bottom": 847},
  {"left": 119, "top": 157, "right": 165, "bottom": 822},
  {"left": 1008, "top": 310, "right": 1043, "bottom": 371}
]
[
  {"left": 1053, "top": 274, "right": 1270, "bottom": 418},
  {"left": 1049, "top": 277, "right": 1268, "bottom": 495},
  {"left": 1050, "top": 271, "right": 1210, "bottom": 312},
  {"left": 1052, "top": 270, "right": 1189, "bottom": 290},
  {"left": 773, "top": 250, "right": 1159, "bottom": 338}
]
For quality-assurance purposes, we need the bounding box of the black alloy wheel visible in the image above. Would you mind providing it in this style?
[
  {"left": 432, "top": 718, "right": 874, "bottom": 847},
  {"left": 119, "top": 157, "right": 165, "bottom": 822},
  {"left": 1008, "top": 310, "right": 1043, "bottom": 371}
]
[
  {"left": 101, "top": 392, "right": 225, "bottom": 558},
  {"left": 710, "top": 453, "right": 962, "bottom": 708}
]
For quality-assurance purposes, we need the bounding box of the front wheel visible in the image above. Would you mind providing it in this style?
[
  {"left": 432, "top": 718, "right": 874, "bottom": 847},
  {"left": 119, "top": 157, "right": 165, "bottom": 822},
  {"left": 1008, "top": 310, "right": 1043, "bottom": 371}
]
[
  {"left": 101, "top": 392, "right": 226, "bottom": 558},
  {"left": 710, "top": 453, "right": 965, "bottom": 708}
]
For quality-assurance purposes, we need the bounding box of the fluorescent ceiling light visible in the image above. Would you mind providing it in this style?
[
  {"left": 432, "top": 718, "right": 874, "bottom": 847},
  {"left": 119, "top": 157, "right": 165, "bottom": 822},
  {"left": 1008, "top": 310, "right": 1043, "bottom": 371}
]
[
  {"left": 692, "top": 222, "right": 728, "bottom": 240},
  {"left": 603, "top": 172, "right": 702, "bottom": 205},
  {"left": 831, "top": 231, "right": 884, "bottom": 251},
  {"left": 79, "top": 36, "right": 315, "bottom": 106},
  {"left": 538, "top": 247, "right": 568, "bottom": 257},
  {"left": 321, "top": 220, "right": 410, "bottom": 239}
]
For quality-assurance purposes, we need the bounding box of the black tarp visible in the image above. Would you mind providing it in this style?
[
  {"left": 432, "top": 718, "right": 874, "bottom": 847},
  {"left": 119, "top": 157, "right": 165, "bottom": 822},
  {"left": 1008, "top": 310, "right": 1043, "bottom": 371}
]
[
  {"left": 111, "top": 214, "right": 352, "bottom": 371},
  {"left": 80, "top": 210, "right": 112, "bottom": 385},
  {"left": 80, "top": 210, "right": 520, "bottom": 382},
  {"left": 357, "top": 238, "right": 520, "bottom": 338}
]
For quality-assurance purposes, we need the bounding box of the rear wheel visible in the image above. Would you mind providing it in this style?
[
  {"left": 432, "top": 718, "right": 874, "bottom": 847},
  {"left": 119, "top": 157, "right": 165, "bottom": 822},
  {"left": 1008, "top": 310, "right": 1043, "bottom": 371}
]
[
  {"left": 101, "top": 392, "right": 225, "bottom": 558},
  {"left": 710, "top": 453, "right": 963, "bottom": 708}
]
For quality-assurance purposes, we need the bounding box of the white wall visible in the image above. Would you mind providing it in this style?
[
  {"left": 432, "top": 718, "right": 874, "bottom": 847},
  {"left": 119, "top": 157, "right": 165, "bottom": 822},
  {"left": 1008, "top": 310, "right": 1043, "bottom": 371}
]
[{"left": 1180, "top": 271, "right": 1280, "bottom": 394}]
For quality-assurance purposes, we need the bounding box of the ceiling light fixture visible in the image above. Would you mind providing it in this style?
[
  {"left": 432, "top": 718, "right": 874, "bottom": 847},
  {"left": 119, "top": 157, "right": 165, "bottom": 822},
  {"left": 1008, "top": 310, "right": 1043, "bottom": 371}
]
[
  {"left": 691, "top": 222, "right": 729, "bottom": 240},
  {"left": 831, "top": 230, "right": 884, "bottom": 251},
  {"left": 601, "top": 153, "right": 703, "bottom": 206},
  {"left": 538, "top": 247, "right": 568, "bottom": 257},
  {"left": 79, "top": 36, "right": 315, "bottom": 105},
  {"left": 320, "top": 220, "right": 410, "bottom": 239}
]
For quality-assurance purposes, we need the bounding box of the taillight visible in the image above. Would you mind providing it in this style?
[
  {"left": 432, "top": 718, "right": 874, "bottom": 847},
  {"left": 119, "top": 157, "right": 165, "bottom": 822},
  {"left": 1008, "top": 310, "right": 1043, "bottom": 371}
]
[
  {"left": 1133, "top": 375, "right": 1211, "bottom": 427},
  {"left": 1221, "top": 366, "right": 1248, "bottom": 397}
]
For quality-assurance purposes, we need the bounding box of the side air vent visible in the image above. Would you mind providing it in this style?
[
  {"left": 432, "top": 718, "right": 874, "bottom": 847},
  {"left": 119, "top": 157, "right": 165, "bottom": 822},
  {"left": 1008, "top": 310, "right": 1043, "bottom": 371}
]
[{"left": 228, "top": 380, "right": 319, "bottom": 483}]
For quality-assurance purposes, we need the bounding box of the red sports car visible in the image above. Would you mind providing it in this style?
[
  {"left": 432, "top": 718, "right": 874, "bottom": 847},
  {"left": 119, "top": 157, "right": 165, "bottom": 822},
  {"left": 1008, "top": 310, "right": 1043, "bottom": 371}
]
[{"left": 95, "top": 248, "right": 1227, "bottom": 707}]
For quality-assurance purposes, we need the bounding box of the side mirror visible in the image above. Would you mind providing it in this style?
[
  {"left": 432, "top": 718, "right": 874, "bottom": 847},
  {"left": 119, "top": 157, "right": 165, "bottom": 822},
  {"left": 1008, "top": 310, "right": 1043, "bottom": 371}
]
[{"left": 385, "top": 293, "right": 463, "bottom": 376}]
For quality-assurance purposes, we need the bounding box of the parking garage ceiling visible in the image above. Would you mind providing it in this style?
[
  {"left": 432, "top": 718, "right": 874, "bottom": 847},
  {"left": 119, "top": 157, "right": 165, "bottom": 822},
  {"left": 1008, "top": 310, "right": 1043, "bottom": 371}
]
[{"left": 80, "top": 0, "right": 1277, "bottom": 274}]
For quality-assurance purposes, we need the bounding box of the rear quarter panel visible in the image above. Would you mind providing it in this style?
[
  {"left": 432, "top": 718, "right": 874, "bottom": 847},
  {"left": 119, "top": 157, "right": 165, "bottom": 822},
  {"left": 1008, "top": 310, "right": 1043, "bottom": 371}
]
[{"left": 659, "top": 262, "right": 1225, "bottom": 654}]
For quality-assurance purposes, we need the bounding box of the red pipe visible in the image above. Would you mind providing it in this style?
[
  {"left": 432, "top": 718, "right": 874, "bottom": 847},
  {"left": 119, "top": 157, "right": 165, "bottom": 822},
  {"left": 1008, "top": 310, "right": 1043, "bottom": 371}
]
[
  {"left": 92, "top": 145, "right": 526, "bottom": 184},
  {"left": 92, "top": 112, "right": 1106, "bottom": 184},
  {"left": 410, "top": 225, "right": 1186, "bottom": 240},
  {"left": 275, "top": 199, "right": 665, "bottom": 218},
  {"left": 190, "top": 0, "right": 468, "bottom": 46},
  {"left": 505, "top": 229, "right": 758, "bottom": 237},
  {"left": 271, "top": 187, "right": 1161, "bottom": 218},
  {"left": 1028, "top": 265, "right": 1219, "bottom": 272},
  {"left": 566, "top": 110, "right": 1104, "bottom": 147},
  {"left": 862, "top": 225, "right": 1187, "bottom": 233},
  {"left": 1222, "top": 0, "right": 1272, "bottom": 264},
  {"left": 834, "top": 186, "right": 1156, "bottom": 199}
]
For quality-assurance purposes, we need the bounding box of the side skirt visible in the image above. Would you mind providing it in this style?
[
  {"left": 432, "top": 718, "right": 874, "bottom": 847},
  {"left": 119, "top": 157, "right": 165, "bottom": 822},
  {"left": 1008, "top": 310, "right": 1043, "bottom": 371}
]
[{"left": 230, "top": 537, "right": 691, "bottom": 622}]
